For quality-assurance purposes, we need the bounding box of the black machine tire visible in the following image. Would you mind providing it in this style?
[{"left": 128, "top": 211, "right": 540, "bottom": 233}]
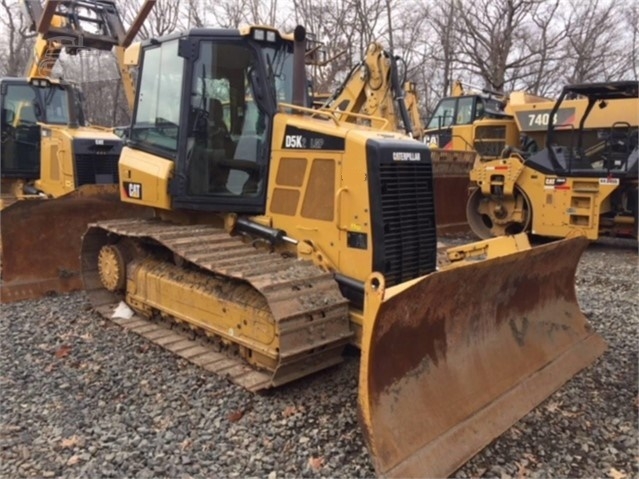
[{"left": 466, "top": 186, "right": 532, "bottom": 239}]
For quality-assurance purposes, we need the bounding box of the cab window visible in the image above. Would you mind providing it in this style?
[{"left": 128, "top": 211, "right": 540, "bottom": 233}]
[
  {"left": 427, "top": 98, "right": 456, "bottom": 129},
  {"left": 456, "top": 97, "right": 474, "bottom": 125},
  {"left": 186, "top": 41, "right": 268, "bottom": 198},
  {"left": 1, "top": 84, "right": 41, "bottom": 177},
  {"left": 131, "top": 39, "right": 184, "bottom": 155}
]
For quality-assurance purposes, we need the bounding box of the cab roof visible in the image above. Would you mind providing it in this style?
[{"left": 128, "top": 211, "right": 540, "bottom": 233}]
[{"left": 562, "top": 81, "right": 638, "bottom": 101}]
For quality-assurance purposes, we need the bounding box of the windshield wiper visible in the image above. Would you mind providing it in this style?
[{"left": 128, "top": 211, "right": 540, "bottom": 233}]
[{"left": 43, "top": 86, "right": 57, "bottom": 107}]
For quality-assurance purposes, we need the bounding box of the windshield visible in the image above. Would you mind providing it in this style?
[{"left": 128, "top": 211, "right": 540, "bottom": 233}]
[
  {"left": 427, "top": 98, "right": 456, "bottom": 129},
  {"left": 483, "top": 98, "right": 505, "bottom": 117},
  {"left": 43, "top": 87, "right": 70, "bottom": 124},
  {"left": 3, "top": 83, "right": 74, "bottom": 125},
  {"left": 131, "top": 39, "right": 184, "bottom": 155}
]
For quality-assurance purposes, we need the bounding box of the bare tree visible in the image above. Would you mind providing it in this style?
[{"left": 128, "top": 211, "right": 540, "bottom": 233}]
[
  {"left": 118, "top": 0, "right": 182, "bottom": 39},
  {"left": 1, "top": 0, "right": 634, "bottom": 125},
  {"left": 186, "top": 0, "right": 206, "bottom": 28},
  {"left": 416, "top": 0, "right": 462, "bottom": 105},
  {"left": 0, "top": 0, "right": 36, "bottom": 76},
  {"left": 625, "top": 2, "right": 639, "bottom": 80},
  {"left": 513, "top": 0, "right": 567, "bottom": 95},
  {"left": 291, "top": 0, "right": 391, "bottom": 95},
  {"left": 558, "top": 0, "right": 631, "bottom": 84},
  {"left": 453, "top": 0, "right": 544, "bottom": 92}
]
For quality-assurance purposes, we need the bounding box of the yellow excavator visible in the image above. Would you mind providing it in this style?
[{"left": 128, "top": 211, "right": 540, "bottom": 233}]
[
  {"left": 0, "top": 0, "right": 155, "bottom": 302},
  {"left": 317, "top": 43, "right": 470, "bottom": 234},
  {"left": 79, "top": 25, "right": 606, "bottom": 477},
  {"left": 467, "top": 81, "right": 638, "bottom": 240},
  {"left": 318, "top": 42, "right": 421, "bottom": 138}
]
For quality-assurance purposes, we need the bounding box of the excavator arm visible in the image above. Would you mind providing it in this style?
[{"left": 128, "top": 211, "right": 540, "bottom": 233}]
[
  {"left": 21, "top": 0, "right": 155, "bottom": 110},
  {"left": 321, "top": 42, "right": 421, "bottom": 138},
  {"left": 403, "top": 81, "right": 424, "bottom": 138}
]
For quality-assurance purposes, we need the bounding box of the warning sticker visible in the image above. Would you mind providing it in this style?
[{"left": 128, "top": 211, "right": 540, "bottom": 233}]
[{"left": 599, "top": 177, "right": 620, "bottom": 186}]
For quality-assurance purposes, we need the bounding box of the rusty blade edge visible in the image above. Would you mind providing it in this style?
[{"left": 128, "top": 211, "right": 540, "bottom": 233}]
[{"left": 380, "top": 333, "right": 607, "bottom": 478}]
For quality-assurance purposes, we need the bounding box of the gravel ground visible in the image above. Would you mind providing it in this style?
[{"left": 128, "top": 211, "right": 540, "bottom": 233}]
[{"left": 1, "top": 238, "right": 637, "bottom": 479}]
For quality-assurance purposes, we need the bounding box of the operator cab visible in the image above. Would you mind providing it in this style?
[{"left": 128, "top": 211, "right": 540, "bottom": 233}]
[
  {"left": 126, "top": 26, "right": 298, "bottom": 213},
  {"left": 524, "top": 81, "right": 639, "bottom": 178},
  {"left": 0, "top": 77, "right": 84, "bottom": 178},
  {"left": 424, "top": 93, "right": 508, "bottom": 148}
]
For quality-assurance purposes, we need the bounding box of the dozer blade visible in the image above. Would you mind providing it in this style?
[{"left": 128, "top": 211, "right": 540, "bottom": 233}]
[
  {"left": 0, "top": 185, "right": 151, "bottom": 303},
  {"left": 358, "top": 236, "right": 606, "bottom": 478}
]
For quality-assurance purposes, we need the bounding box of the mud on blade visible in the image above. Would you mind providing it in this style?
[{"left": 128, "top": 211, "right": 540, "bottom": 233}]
[
  {"left": 359, "top": 236, "right": 606, "bottom": 478},
  {"left": 0, "top": 185, "right": 151, "bottom": 303}
]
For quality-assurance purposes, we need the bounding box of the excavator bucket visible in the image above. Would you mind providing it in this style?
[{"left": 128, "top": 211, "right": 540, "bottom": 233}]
[
  {"left": 358, "top": 235, "right": 606, "bottom": 478},
  {"left": 0, "top": 184, "right": 151, "bottom": 303}
]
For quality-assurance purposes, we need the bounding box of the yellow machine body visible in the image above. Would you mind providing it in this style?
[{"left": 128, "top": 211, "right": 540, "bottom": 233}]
[
  {"left": 506, "top": 91, "right": 639, "bottom": 151},
  {"left": 469, "top": 156, "right": 634, "bottom": 239},
  {"left": 426, "top": 88, "right": 637, "bottom": 156},
  {"left": 467, "top": 81, "right": 638, "bottom": 241},
  {"left": 36, "top": 125, "right": 119, "bottom": 198},
  {"left": 80, "top": 26, "right": 606, "bottom": 477}
]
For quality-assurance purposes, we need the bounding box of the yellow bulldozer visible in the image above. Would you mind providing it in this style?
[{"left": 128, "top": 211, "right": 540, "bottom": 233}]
[
  {"left": 78, "top": 24, "right": 606, "bottom": 477},
  {"left": 467, "top": 81, "right": 638, "bottom": 240},
  {"left": 0, "top": 0, "right": 155, "bottom": 302}
]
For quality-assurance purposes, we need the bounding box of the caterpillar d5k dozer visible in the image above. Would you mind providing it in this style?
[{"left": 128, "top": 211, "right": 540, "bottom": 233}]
[
  {"left": 0, "top": 0, "right": 156, "bottom": 302},
  {"left": 80, "top": 25, "right": 606, "bottom": 477}
]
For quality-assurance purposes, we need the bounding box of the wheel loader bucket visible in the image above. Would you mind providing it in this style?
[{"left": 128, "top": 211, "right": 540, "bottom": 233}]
[
  {"left": 0, "top": 185, "right": 152, "bottom": 303},
  {"left": 358, "top": 235, "right": 606, "bottom": 478}
]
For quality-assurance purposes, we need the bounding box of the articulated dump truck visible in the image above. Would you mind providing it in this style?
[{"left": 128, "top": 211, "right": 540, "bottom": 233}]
[
  {"left": 0, "top": 0, "right": 156, "bottom": 302},
  {"left": 76, "top": 26, "right": 606, "bottom": 477}
]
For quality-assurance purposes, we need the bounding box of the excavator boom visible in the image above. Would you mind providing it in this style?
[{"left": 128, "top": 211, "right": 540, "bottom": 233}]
[{"left": 21, "top": 0, "right": 155, "bottom": 107}]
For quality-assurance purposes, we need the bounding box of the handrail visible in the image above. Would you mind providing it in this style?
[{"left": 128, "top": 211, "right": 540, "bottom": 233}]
[{"left": 277, "top": 102, "right": 390, "bottom": 130}]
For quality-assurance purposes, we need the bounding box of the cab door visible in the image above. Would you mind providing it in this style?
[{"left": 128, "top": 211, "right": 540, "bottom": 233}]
[{"left": 1, "top": 82, "right": 41, "bottom": 178}]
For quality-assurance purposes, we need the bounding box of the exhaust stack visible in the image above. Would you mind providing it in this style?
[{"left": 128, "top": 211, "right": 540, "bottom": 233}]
[{"left": 292, "top": 25, "right": 306, "bottom": 108}]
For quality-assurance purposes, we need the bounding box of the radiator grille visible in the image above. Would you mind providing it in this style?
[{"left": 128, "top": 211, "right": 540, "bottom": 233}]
[
  {"left": 375, "top": 161, "right": 437, "bottom": 286},
  {"left": 74, "top": 153, "right": 119, "bottom": 186}
]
